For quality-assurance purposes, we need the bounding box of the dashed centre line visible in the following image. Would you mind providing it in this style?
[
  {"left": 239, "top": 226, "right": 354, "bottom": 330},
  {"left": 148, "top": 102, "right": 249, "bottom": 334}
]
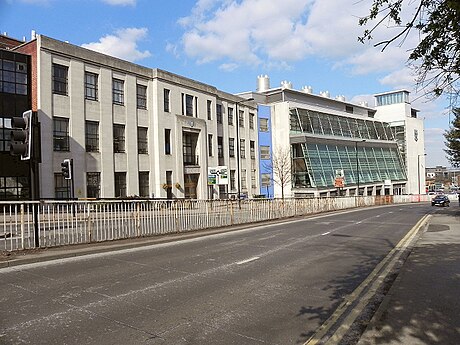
[{"left": 236, "top": 257, "right": 260, "bottom": 265}]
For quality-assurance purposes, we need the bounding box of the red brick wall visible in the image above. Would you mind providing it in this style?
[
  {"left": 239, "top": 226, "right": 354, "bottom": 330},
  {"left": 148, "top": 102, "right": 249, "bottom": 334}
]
[{"left": 14, "top": 41, "right": 38, "bottom": 112}]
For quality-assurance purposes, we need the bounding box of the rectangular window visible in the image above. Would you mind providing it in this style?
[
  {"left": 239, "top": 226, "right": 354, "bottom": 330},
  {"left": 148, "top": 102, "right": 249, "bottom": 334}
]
[
  {"left": 138, "top": 127, "right": 148, "bottom": 154},
  {"left": 86, "top": 172, "right": 100, "bottom": 198},
  {"left": 216, "top": 104, "right": 223, "bottom": 124},
  {"left": 185, "top": 94, "right": 194, "bottom": 116},
  {"left": 165, "top": 128, "right": 171, "bottom": 154},
  {"left": 53, "top": 117, "right": 69, "bottom": 151},
  {"left": 345, "top": 105, "right": 354, "bottom": 114},
  {"left": 137, "top": 84, "right": 147, "bottom": 109},
  {"left": 249, "top": 113, "right": 255, "bottom": 129},
  {"left": 251, "top": 170, "right": 256, "bottom": 187},
  {"left": 261, "top": 173, "right": 271, "bottom": 186},
  {"left": 241, "top": 169, "right": 247, "bottom": 189},
  {"left": 259, "top": 118, "right": 269, "bottom": 132},
  {"left": 165, "top": 170, "right": 173, "bottom": 199},
  {"left": 164, "top": 88, "right": 170, "bottom": 112},
  {"left": 84, "top": 72, "right": 98, "bottom": 101},
  {"left": 207, "top": 100, "right": 212, "bottom": 120},
  {"left": 0, "top": 176, "right": 29, "bottom": 200},
  {"left": 239, "top": 110, "right": 244, "bottom": 127},
  {"left": 228, "top": 107, "right": 234, "bottom": 125},
  {"left": 217, "top": 136, "right": 223, "bottom": 158},
  {"left": 240, "top": 139, "right": 246, "bottom": 158},
  {"left": 230, "top": 170, "right": 236, "bottom": 191},
  {"left": 54, "top": 174, "right": 70, "bottom": 199},
  {"left": 139, "top": 171, "right": 149, "bottom": 197},
  {"left": 229, "top": 138, "right": 235, "bottom": 157},
  {"left": 0, "top": 59, "right": 28, "bottom": 95},
  {"left": 113, "top": 124, "right": 125, "bottom": 153},
  {"left": 112, "top": 78, "right": 124, "bottom": 105},
  {"left": 85, "top": 121, "right": 99, "bottom": 152},
  {"left": 0, "top": 118, "right": 12, "bottom": 152},
  {"left": 208, "top": 134, "right": 213, "bottom": 156},
  {"left": 52, "top": 64, "right": 68, "bottom": 95},
  {"left": 250, "top": 140, "right": 255, "bottom": 159},
  {"left": 260, "top": 145, "right": 270, "bottom": 159},
  {"left": 114, "top": 172, "right": 127, "bottom": 198}
]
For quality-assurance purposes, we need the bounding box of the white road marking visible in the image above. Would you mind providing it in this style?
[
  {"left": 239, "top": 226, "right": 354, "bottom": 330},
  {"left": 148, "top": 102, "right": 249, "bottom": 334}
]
[
  {"left": 236, "top": 257, "right": 260, "bottom": 265},
  {"left": 321, "top": 232, "right": 331, "bottom": 236}
]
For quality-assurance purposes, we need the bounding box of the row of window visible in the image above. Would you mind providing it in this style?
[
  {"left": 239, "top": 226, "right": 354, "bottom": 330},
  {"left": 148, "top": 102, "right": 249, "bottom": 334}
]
[
  {"left": 55, "top": 171, "right": 149, "bottom": 199},
  {"left": 54, "top": 168, "right": 259, "bottom": 199},
  {"left": 52, "top": 64, "right": 148, "bottom": 109},
  {"left": 290, "top": 108, "right": 394, "bottom": 141},
  {"left": 53, "top": 117, "right": 266, "bottom": 160},
  {"left": 53, "top": 64, "right": 261, "bottom": 130}
]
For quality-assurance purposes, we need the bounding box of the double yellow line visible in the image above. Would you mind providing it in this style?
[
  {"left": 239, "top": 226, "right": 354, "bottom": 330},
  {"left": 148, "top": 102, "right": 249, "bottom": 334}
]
[{"left": 304, "top": 214, "right": 431, "bottom": 345}]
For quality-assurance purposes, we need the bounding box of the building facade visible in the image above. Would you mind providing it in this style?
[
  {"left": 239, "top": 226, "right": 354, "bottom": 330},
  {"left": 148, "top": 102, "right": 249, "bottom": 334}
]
[
  {"left": 11, "top": 34, "right": 259, "bottom": 200},
  {"left": 0, "top": 39, "right": 35, "bottom": 200},
  {"left": 242, "top": 76, "right": 409, "bottom": 198},
  {"left": 373, "top": 90, "right": 426, "bottom": 194}
]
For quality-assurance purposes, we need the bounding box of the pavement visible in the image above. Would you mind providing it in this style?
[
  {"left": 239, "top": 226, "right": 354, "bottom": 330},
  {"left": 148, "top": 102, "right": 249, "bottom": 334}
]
[
  {"left": 1, "top": 206, "right": 460, "bottom": 345},
  {"left": 357, "top": 206, "right": 460, "bottom": 345}
]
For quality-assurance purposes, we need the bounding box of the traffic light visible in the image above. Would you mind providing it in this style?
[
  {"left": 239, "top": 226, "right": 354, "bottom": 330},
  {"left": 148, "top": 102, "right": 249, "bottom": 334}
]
[
  {"left": 61, "top": 159, "right": 72, "bottom": 180},
  {"left": 10, "top": 110, "right": 32, "bottom": 160}
]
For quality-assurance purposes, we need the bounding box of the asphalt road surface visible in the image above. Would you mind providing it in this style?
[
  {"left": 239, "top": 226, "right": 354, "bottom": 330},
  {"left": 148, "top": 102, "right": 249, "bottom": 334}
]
[{"left": 0, "top": 204, "right": 430, "bottom": 345}]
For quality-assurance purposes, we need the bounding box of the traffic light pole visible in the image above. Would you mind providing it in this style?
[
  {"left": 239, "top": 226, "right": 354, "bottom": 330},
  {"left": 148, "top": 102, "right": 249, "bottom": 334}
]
[{"left": 70, "top": 158, "right": 75, "bottom": 200}]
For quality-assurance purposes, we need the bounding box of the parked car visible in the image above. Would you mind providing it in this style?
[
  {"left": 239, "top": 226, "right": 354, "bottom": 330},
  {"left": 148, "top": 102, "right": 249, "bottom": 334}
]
[{"left": 431, "top": 195, "right": 450, "bottom": 207}]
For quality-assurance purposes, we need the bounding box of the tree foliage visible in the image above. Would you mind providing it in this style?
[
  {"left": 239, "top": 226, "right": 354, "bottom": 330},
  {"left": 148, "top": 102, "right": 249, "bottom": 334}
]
[
  {"left": 359, "top": 0, "right": 460, "bottom": 100},
  {"left": 444, "top": 108, "right": 460, "bottom": 167}
]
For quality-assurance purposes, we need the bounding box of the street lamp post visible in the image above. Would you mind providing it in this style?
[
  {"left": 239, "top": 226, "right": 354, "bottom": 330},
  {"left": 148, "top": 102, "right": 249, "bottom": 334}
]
[
  {"left": 418, "top": 153, "right": 427, "bottom": 194},
  {"left": 355, "top": 140, "right": 366, "bottom": 196},
  {"left": 235, "top": 98, "right": 254, "bottom": 202}
]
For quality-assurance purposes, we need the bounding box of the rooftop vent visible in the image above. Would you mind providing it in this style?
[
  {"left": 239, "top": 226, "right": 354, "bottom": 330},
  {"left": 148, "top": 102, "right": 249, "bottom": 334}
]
[
  {"left": 301, "top": 86, "right": 313, "bottom": 94},
  {"left": 281, "top": 80, "right": 293, "bottom": 89},
  {"left": 257, "top": 75, "right": 270, "bottom": 92},
  {"left": 320, "top": 91, "right": 330, "bottom": 98},
  {"left": 336, "top": 95, "right": 346, "bottom": 102}
]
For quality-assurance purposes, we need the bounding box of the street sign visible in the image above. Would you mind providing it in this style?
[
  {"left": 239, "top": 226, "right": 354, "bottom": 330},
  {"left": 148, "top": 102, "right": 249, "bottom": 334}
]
[{"left": 208, "top": 166, "right": 228, "bottom": 185}]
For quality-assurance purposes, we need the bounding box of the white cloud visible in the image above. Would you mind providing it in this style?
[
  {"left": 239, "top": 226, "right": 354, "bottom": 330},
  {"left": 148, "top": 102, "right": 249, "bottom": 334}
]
[
  {"left": 81, "top": 28, "right": 151, "bottom": 62},
  {"left": 178, "top": 0, "right": 423, "bottom": 77},
  {"left": 219, "top": 63, "right": 239, "bottom": 72},
  {"left": 101, "top": 0, "right": 136, "bottom": 5}
]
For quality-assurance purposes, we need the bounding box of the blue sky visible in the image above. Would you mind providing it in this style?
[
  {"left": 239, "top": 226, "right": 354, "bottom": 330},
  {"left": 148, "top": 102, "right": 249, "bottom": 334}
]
[{"left": 0, "top": 0, "right": 454, "bottom": 167}]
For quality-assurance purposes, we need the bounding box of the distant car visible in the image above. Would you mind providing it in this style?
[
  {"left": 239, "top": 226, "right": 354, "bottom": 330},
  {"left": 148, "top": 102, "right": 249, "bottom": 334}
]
[{"left": 431, "top": 195, "right": 450, "bottom": 207}]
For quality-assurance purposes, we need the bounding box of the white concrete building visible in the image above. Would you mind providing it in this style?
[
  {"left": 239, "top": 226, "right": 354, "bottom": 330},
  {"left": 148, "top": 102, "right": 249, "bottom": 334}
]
[
  {"left": 241, "top": 76, "right": 408, "bottom": 198},
  {"left": 19, "top": 35, "right": 259, "bottom": 199},
  {"left": 373, "top": 90, "right": 426, "bottom": 194}
]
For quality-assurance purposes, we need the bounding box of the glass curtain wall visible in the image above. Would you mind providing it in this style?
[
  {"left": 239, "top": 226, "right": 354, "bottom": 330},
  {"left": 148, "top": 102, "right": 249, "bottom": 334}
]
[
  {"left": 290, "top": 108, "right": 405, "bottom": 189},
  {"left": 292, "top": 143, "right": 406, "bottom": 188}
]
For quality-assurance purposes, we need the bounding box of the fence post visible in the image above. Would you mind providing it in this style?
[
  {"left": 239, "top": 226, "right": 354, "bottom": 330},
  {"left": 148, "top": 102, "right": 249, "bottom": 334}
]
[{"left": 20, "top": 204, "right": 25, "bottom": 250}]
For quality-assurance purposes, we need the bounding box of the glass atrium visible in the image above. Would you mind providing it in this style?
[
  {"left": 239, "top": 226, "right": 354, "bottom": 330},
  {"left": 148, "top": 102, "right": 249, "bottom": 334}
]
[{"left": 290, "top": 108, "right": 407, "bottom": 190}]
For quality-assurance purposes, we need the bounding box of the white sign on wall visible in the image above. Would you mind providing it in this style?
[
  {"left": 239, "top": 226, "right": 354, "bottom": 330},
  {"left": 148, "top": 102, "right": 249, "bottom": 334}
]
[{"left": 208, "top": 166, "right": 228, "bottom": 185}]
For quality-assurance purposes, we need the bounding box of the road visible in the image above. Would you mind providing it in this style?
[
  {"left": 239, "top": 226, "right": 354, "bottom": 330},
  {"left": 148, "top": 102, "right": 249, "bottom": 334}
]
[{"left": 0, "top": 204, "right": 430, "bottom": 345}]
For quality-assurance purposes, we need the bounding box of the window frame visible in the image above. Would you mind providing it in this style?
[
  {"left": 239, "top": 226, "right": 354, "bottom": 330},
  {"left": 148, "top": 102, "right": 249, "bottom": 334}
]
[
  {"left": 112, "top": 78, "right": 125, "bottom": 105},
  {"left": 84, "top": 72, "right": 98, "bottom": 101},
  {"left": 137, "top": 127, "right": 148, "bottom": 154},
  {"left": 85, "top": 121, "right": 99, "bottom": 152},
  {"left": 113, "top": 124, "right": 125, "bottom": 153},
  {"left": 136, "top": 84, "right": 147, "bottom": 109},
  {"left": 52, "top": 64, "right": 68, "bottom": 96},
  {"left": 53, "top": 117, "right": 70, "bottom": 152}
]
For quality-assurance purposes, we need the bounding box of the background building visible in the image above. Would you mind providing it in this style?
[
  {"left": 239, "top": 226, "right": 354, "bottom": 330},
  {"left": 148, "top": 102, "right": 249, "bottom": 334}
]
[
  {"left": 0, "top": 35, "right": 36, "bottom": 200},
  {"left": 10, "top": 34, "right": 259, "bottom": 200},
  {"left": 241, "top": 76, "right": 409, "bottom": 198},
  {"left": 373, "top": 90, "right": 426, "bottom": 194}
]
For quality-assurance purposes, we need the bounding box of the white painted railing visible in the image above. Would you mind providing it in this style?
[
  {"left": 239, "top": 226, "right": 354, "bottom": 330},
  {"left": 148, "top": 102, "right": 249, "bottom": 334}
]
[{"left": 0, "top": 195, "right": 430, "bottom": 252}]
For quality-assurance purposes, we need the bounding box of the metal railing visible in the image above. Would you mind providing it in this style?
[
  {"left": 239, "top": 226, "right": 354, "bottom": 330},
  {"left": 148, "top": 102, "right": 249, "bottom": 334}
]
[{"left": 0, "top": 195, "right": 430, "bottom": 252}]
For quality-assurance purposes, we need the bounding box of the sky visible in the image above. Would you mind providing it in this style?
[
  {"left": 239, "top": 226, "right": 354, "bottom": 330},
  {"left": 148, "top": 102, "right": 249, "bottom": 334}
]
[{"left": 0, "top": 0, "right": 455, "bottom": 167}]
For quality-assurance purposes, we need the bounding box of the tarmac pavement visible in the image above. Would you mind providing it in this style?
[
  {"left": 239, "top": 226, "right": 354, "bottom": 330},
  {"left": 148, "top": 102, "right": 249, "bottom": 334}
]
[
  {"left": 2, "top": 206, "right": 460, "bottom": 345},
  {"left": 357, "top": 206, "right": 460, "bottom": 345}
]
